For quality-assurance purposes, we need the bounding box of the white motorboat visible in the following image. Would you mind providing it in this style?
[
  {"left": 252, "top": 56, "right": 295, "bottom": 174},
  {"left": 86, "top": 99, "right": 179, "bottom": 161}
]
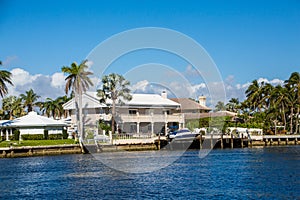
[{"left": 168, "top": 128, "right": 198, "bottom": 140}]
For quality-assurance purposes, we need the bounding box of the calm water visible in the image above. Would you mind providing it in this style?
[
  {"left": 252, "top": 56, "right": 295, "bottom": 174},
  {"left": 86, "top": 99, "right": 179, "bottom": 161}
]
[{"left": 0, "top": 146, "right": 299, "bottom": 199}]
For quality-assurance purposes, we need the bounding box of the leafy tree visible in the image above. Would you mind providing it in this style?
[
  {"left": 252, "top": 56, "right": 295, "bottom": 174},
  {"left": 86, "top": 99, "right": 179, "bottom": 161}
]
[
  {"left": 20, "top": 89, "right": 40, "bottom": 112},
  {"left": 61, "top": 59, "right": 93, "bottom": 139},
  {"left": 97, "top": 73, "right": 132, "bottom": 134}
]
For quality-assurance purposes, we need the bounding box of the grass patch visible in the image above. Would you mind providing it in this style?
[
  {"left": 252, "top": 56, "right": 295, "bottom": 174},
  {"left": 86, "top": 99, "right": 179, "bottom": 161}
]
[{"left": 0, "top": 139, "right": 76, "bottom": 148}]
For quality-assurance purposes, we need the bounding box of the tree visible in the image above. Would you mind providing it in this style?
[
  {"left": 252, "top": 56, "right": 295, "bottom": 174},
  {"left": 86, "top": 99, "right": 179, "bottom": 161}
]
[
  {"left": 0, "top": 61, "right": 13, "bottom": 98},
  {"left": 271, "top": 85, "right": 289, "bottom": 130},
  {"left": 214, "top": 101, "right": 226, "bottom": 112},
  {"left": 226, "top": 98, "right": 240, "bottom": 113},
  {"left": 97, "top": 73, "right": 132, "bottom": 134},
  {"left": 38, "top": 96, "right": 69, "bottom": 119},
  {"left": 285, "top": 72, "right": 300, "bottom": 134},
  {"left": 61, "top": 60, "right": 93, "bottom": 139},
  {"left": 2, "top": 96, "right": 24, "bottom": 119},
  {"left": 20, "top": 89, "right": 40, "bottom": 112},
  {"left": 245, "top": 80, "right": 266, "bottom": 112}
]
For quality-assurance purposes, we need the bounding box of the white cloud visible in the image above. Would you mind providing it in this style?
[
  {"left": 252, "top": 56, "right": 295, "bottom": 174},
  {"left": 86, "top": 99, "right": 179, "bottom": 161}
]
[
  {"left": 131, "top": 80, "right": 149, "bottom": 92},
  {"left": 7, "top": 68, "right": 66, "bottom": 100},
  {"left": 270, "top": 78, "right": 284, "bottom": 85},
  {"left": 10, "top": 68, "right": 38, "bottom": 85},
  {"left": 51, "top": 72, "right": 66, "bottom": 88}
]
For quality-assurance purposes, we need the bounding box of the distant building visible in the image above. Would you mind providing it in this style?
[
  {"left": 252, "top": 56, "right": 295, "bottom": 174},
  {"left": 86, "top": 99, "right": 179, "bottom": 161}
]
[
  {"left": 0, "top": 111, "right": 66, "bottom": 141},
  {"left": 170, "top": 96, "right": 211, "bottom": 120}
]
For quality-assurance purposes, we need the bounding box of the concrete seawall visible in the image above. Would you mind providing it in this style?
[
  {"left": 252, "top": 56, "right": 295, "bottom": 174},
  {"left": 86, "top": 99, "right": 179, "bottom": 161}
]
[{"left": 0, "top": 144, "right": 82, "bottom": 158}]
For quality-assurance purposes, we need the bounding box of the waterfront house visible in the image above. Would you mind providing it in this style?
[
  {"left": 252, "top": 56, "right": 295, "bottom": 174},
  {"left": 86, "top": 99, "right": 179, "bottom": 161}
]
[
  {"left": 170, "top": 96, "right": 211, "bottom": 120},
  {"left": 63, "top": 91, "right": 184, "bottom": 135},
  {"left": 0, "top": 111, "right": 67, "bottom": 141}
]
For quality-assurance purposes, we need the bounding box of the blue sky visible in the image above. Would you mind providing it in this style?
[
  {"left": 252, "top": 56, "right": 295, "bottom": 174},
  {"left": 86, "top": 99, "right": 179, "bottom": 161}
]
[{"left": 0, "top": 0, "right": 300, "bottom": 102}]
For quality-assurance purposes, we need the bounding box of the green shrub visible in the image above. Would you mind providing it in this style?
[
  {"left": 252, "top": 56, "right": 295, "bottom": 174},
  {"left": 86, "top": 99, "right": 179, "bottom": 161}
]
[
  {"left": 99, "top": 121, "right": 111, "bottom": 134},
  {"left": 22, "top": 134, "right": 44, "bottom": 140},
  {"left": 13, "top": 130, "right": 20, "bottom": 140},
  {"left": 62, "top": 129, "right": 68, "bottom": 139},
  {"left": 48, "top": 134, "right": 63, "bottom": 140},
  {"left": 44, "top": 130, "right": 49, "bottom": 139}
]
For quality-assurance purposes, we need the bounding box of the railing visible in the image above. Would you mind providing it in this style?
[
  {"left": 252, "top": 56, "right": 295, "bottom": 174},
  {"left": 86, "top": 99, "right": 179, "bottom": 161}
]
[
  {"left": 113, "top": 133, "right": 153, "bottom": 140},
  {"left": 117, "top": 113, "right": 184, "bottom": 123}
]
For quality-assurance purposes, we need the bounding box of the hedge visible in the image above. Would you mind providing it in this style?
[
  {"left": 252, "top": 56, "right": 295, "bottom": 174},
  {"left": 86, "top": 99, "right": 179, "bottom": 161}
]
[
  {"left": 48, "top": 134, "right": 63, "bottom": 140},
  {"left": 22, "top": 134, "right": 44, "bottom": 140}
]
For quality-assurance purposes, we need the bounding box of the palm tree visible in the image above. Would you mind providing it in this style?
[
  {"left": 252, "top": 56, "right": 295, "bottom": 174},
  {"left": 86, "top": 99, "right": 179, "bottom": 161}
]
[
  {"left": 97, "top": 73, "right": 132, "bottom": 134},
  {"left": 39, "top": 96, "right": 70, "bottom": 119},
  {"left": 285, "top": 72, "right": 300, "bottom": 134},
  {"left": 20, "top": 89, "right": 40, "bottom": 112},
  {"left": 61, "top": 60, "right": 93, "bottom": 139},
  {"left": 260, "top": 83, "right": 274, "bottom": 111},
  {"left": 2, "top": 96, "right": 24, "bottom": 119},
  {"left": 271, "top": 85, "right": 289, "bottom": 130},
  {"left": 0, "top": 61, "right": 13, "bottom": 98},
  {"left": 214, "top": 101, "right": 226, "bottom": 112},
  {"left": 226, "top": 98, "right": 240, "bottom": 113},
  {"left": 245, "top": 80, "right": 264, "bottom": 112}
]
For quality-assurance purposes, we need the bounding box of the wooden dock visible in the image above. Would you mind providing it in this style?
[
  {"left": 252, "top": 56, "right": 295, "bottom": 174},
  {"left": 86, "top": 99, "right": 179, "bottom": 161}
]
[{"left": 157, "top": 134, "right": 300, "bottom": 150}]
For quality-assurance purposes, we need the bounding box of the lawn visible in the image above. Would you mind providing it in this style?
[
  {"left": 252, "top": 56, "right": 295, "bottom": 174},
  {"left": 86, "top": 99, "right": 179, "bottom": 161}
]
[{"left": 0, "top": 139, "right": 76, "bottom": 148}]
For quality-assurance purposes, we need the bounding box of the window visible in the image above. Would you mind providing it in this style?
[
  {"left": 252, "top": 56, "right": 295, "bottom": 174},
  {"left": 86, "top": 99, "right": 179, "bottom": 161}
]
[
  {"left": 129, "top": 110, "right": 137, "bottom": 115},
  {"left": 163, "top": 110, "right": 170, "bottom": 115}
]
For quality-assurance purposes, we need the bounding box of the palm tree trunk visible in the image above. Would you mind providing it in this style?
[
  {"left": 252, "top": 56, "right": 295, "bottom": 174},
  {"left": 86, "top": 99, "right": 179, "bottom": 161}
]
[
  {"left": 295, "top": 107, "right": 299, "bottom": 134},
  {"left": 74, "top": 92, "right": 79, "bottom": 137},
  {"left": 282, "top": 103, "right": 287, "bottom": 130},
  {"left": 78, "top": 90, "right": 83, "bottom": 139},
  {"left": 290, "top": 107, "right": 294, "bottom": 134},
  {"left": 112, "top": 99, "right": 116, "bottom": 134}
]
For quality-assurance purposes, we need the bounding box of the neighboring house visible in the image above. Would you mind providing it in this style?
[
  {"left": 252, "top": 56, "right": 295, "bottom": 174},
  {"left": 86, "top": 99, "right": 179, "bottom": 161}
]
[
  {"left": 63, "top": 91, "right": 184, "bottom": 135},
  {"left": 62, "top": 92, "right": 107, "bottom": 134},
  {"left": 170, "top": 96, "right": 211, "bottom": 120},
  {"left": 0, "top": 111, "right": 67, "bottom": 141}
]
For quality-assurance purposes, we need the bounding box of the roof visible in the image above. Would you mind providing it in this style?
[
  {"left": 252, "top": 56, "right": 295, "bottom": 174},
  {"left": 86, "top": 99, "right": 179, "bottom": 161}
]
[
  {"left": 170, "top": 98, "right": 211, "bottom": 111},
  {"left": 63, "top": 92, "right": 180, "bottom": 109},
  {"left": 183, "top": 110, "right": 237, "bottom": 120},
  {"left": 1, "top": 111, "right": 67, "bottom": 127},
  {"left": 63, "top": 93, "right": 107, "bottom": 110},
  {"left": 123, "top": 94, "right": 180, "bottom": 108}
]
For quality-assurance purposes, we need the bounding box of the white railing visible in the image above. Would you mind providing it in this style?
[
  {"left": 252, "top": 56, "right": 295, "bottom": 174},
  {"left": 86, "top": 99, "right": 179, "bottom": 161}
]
[{"left": 117, "top": 113, "right": 184, "bottom": 123}]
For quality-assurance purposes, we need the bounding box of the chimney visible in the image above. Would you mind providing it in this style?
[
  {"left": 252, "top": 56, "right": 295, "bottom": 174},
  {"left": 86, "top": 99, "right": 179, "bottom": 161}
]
[
  {"left": 161, "top": 91, "right": 167, "bottom": 99},
  {"left": 198, "top": 96, "right": 206, "bottom": 106}
]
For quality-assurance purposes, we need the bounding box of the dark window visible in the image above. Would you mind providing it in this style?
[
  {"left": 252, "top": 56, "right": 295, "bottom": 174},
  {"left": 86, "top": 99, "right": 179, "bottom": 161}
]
[{"left": 129, "top": 110, "right": 137, "bottom": 115}]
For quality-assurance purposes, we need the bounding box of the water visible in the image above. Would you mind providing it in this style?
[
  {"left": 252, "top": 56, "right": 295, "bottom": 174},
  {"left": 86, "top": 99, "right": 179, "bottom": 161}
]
[{"left": 0, "top": 146, "right": 299, "bottom": 199}]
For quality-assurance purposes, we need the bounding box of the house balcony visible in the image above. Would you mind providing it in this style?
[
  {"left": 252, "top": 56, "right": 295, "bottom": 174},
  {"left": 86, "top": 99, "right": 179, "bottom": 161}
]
[{"left": 116, "top": 113, "right": 185, "bottom": 124}]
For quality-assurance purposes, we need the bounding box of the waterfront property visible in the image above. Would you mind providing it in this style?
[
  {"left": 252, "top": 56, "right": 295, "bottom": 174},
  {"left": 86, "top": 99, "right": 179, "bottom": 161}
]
[
  {"left": 63, "top": 91, "right": 185, "bottom": 135},
  {"left": 0, "top": 111, "right": 67, "bottom": 141},
  {"left": 170, "top": 96, "right": 211, "bottom": 120}
]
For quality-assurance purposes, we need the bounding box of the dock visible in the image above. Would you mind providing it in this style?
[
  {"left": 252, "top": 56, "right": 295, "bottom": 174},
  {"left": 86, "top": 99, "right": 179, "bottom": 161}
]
[
  {"left": 84, "top": 134, "right": 300, "bottom": 153},
  {"left": 165, "top": 134, "right": 300, "bottom": 150}
]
